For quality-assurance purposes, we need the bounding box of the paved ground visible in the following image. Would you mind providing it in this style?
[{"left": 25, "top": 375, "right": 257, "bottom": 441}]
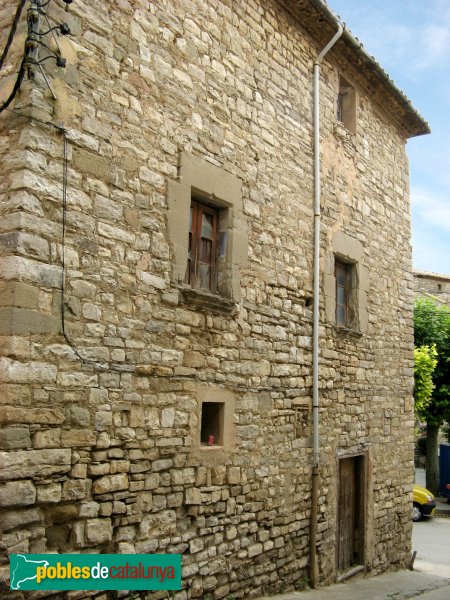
[
  {"left": 255, "top": 471, "right": 450, "bottom": 600},
  {"left": 413, "top": 514, "right": 450, "bottom": 579},
  {"left": 256, "top": 570, "right": 450, "bottom": 600}
]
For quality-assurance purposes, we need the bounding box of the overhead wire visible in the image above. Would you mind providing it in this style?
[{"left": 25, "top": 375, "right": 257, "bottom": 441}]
[{"left": 0, "top": 57, "right": 26, "bottom": 112}]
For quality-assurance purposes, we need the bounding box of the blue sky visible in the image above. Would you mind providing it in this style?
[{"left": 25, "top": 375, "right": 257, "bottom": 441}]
[{"left": 328, "top": 0, "right": 450, "bottom": 275}]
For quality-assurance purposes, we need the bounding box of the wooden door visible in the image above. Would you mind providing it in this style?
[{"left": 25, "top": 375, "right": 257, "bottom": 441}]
[{"left": 337, "top": 456, "right": 363, "bottom": 573}]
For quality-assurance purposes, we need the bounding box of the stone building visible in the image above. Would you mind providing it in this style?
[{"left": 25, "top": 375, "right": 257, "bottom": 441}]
[
  {"left": 413, "top": 270, "right": 450, "bottom": 307},
  {"left": 0, "top": 0, "right": 428, "bottom": 598}
]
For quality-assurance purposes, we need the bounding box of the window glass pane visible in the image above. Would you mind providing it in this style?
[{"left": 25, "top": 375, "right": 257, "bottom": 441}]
[
  {"left": 336, "top": 305, "right": 346, "bottom": 325},
  {"left": 336, "top": 264, "right": 346, "bottom": 286},
  {"left": 201, "top": 213, "right": 213, "bottom": 239},
  {"left": 337, "top": 285, "right": 345, "bottom": 306},
  {"left": 200, "top": 238, "right": 212, "bottom": 263},
  {"left": 199, "top": 264, "right": 211, "bottom": 289},
  {"left": 337, "top": 94, "right": 343, "bottom": 122}
]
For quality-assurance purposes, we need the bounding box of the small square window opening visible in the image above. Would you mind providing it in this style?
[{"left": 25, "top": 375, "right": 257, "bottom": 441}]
[{"left": 200, "top": 402, "right": 224, "bottom": 446}]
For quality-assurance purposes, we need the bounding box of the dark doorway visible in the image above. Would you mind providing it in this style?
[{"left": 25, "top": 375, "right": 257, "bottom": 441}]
[{"left": 337, "top": 455, "right": 365, "bottom": 574}]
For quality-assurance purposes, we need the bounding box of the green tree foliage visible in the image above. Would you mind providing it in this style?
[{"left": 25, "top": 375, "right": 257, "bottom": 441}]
[
  {"left": 413, "top": 345, "right": 437, "bottom": 417},
  {"left": 414, "top": 297, "right": 450, "bottom": 493},
  {"left": 414, "top": 298, "right": 450, "bottom": 426}
]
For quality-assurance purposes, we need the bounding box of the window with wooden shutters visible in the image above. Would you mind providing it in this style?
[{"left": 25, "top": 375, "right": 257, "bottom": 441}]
[
  {"left": 167, "top": 151, "right": 248, "bottom": 311},
  {"left": 186, "top": 200, "right": 219, "bottom": 292}
]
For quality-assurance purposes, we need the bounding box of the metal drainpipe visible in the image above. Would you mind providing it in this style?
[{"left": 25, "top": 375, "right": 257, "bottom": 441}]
[{"left": 310, "top": 22, "right": 344, "bottom": 589}]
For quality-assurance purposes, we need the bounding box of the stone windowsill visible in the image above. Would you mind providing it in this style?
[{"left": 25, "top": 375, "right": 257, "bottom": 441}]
[
  {"left": 333, "top": 324, "right": 363, "bottom": 338},
  {"left": 180, "top": 286, "right": 237, "bottom": 315}
]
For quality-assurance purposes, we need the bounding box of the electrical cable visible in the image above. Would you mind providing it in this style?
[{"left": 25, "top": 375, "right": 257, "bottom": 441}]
[
  {"left": 0, "top": 57, "right": 26, "bottom": 113},
  {"left": 5, "top": 112, "right": 277, "bottom": 390},
  {"left": 58, "top": 130, "right": 137, "bottom": 371},
  {"left": 0, "top": 0, "right": 27, "bottom": 71}
]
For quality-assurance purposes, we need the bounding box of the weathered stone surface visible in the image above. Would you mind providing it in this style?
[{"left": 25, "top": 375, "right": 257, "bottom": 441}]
[
  {"left": 0, "top": 359, "right": 57, "bottom": 383},
  {"left": 0, "top": 407, "right": 64, "bottom": 425},
  {"left": 33, "top": 429, "right": 61, "bottom": 449},
  {"left": 62, "top": 479, "right": 92, "bottom": 501},
  {"left": 36, "top": 483, "right": 62, "bottom": 504},
  {"left": 0, "top": 449, "right": 71, "bottom": 480},
  {"left": 0, "top": 427, "right": 31, "bottom": 450},
  {"left": 2, "top": 508, "right": 42, "bottom": 531},
  {"left": 85, "top": 518, "right": 113, "bottom": 544},
  {"left": 185, "top": 488, "right": 202, "bottom": 505},
  {"left": 60, "top": 430, "right": 96, "bottom": 447},
  {"left": 92, "top": 473, "right": 129, "bottom": 495},
  {"left": 0, "top": 480, "right": 36, "bottom": 506}
]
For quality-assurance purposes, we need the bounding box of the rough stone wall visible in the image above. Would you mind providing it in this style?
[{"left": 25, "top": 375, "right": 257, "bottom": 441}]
[
  {"left": 0, "top": 0, "right": 416, "bottom": 598},
  {"left": 413, "top": 271, "right": 450, "bottom": 306}
]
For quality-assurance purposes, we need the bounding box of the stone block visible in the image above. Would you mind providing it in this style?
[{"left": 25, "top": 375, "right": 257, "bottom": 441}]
[
  {"left": 140, "top": 272, "right": 166, "bottom": 289},
  {"left": 66, "top": 406, "right": 91, "bottom": 427},
  {"left": 79, "top": 501, "right": 100, "bottom": 518},
  {"left": 0, "top": 449, "right": 71, "bottom": 480},
  {"left": 0, "top": 282, "right": 39, "bottom": 309},
  {"left": 0, "top": 480, "right": 36, "bottom": 506},
  {"left": 36, "top": 483, "right": 62, "bottom": 504},
  {"left": 0, "top": 359, "right": 57, "bottom": 384},
  {"left": 152, "top": 458, "right": 172, "bottom": 472},
  {"left": 33, "top": 429, "right": 61, "bottom": 449},
  {"left": 190, "top": 537, "right": 204, "bottom": 553},
  {"left": 85, "top": 518, "right": 113, "bottom": 544},
  {"left": 0, "top": 427, "right": 31, "bottom": 449},
  {"left": 0, "top": 407, "right": 64, "bottom": 425},
  {"left": 73, "top": 148, "right": 110, "bottom": 179},
  {"left": 0, "top": 307, "right": 61, "bottom": 335},
  {"left": 247, "top": 543, "right": 263, "bottom": 557},
  {"left": 71, "top": 463, "right": 87, "bottom": 479},
  {"left": 62, "top": 479, "right": 91, "bottom": 501},
  {"left": 61, "top": 430, "right": 96, "bottom": 447},
  {"left": 138, "top": 510, "right": 176, "bottom": 539},
  {"left": 185, "top": 488, "right": 202, "bottom": 505},
  {"left": 112, "top": 501, "right": 127, "bottom": 514},
  {"left": 227, "top": 467, "right": 241, "bottom": 484},
  {"left": 92, "top": 473, "right": 129, "bottom": 495},
  {"left": 2, "top": 508, "right": 42, "bottom": 531},
  {"left": 51, "top": 504, "right": 78, "bottom": 524},
  {"left": 161, "top": 407, "right": 175, "bottom": 428},
  {"left": 95, "top": 410, "right": 112, "bottom": 430},
  {"left": 183, "top": 351, "right": 205, "bottom": 368}
]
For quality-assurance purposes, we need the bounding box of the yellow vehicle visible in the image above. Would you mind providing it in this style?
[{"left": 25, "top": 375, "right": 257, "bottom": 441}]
[{"left": 413, "top": 484, "right": 436, "bottom": 521}]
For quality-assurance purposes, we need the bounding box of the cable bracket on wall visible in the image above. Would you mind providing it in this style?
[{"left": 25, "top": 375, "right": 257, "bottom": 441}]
[{"left": 0, "top": 0, "right": 74, "bottom": 113}]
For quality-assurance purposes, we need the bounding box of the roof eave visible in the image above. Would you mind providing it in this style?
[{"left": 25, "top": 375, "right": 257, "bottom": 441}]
[{"left": 281, "top": 0, "right": 430, "bottom": 138}]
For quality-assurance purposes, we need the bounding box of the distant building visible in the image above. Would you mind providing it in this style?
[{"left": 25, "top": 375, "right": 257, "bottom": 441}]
[{"left": 413, "top": 270, "right": 450, "bottom": 306}]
